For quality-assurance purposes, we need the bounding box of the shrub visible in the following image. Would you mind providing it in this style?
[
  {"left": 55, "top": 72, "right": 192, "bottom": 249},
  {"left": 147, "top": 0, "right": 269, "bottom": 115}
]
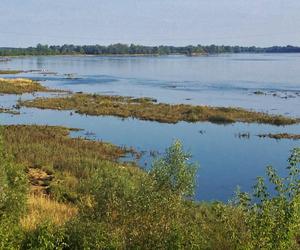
[
  {"left": 0, "top": 131, "right": 28, "bottom": 249},
  {"left": 237, "top": 148, "right": 300, "bottom": 249},
  {"left": 22, "top": 222, "right": 67, "bottom": 250},
  {"left": 150, "top": 140, "right": 198, "bottom": 198}
]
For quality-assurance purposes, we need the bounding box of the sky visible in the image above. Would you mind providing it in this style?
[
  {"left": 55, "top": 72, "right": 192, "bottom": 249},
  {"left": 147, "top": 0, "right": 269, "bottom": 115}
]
[{"left": 0, "top": 0, "right": 299, "bottom": 47}]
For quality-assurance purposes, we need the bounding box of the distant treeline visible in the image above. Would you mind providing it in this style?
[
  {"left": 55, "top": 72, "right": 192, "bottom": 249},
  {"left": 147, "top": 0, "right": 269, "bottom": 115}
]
[{"left": 1, "top": 43, "right": 300, "bottom": 56}]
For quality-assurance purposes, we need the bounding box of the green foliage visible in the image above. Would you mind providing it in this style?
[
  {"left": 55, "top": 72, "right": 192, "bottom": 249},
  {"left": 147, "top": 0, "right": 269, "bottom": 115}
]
[
  {"left": 237, "top": 148, "right": 300, "bottom": 249},
  {"left": 22, "top": 222, "right": 67, "bottom": 250},
  {"left": 65, "top": 141, "right": 203, "bottom": 249},
  {"left": 1, "top": 124, "right": 299, "bottom": 249},
  {"left": 0, "top": 131, "right": 28, "bottom": 249},
  {"left": 150, "top": 140, "right": 198, "bottom": 198},
  {"left": 1, "top": 44, "right": 300, "bottom": 56},
  {"left": 65, "top": 219, "right": 122, "bottom": 250}
]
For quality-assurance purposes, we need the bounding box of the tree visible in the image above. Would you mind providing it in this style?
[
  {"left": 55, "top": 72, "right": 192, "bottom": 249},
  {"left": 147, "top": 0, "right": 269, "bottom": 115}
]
[{"left": 149, "top": 140, "right": 198, "bottom": 198}]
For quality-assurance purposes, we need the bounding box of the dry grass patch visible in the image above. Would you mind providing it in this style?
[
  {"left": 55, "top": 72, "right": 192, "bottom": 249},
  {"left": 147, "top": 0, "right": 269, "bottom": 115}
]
[
  {"left": 20, "top": 93, "right": 299, "bottom": 125},
  {"left": 0, "top": 78, "right": 48, "bottom": 94},
  {"left": 21, "top": 194, "right": 78, "bottom": 231}
]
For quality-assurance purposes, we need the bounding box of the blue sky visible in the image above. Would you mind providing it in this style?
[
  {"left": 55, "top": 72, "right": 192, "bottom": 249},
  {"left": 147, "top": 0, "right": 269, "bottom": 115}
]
[{"left": 0, "top": 0, "right": 299, "bottom": 47}]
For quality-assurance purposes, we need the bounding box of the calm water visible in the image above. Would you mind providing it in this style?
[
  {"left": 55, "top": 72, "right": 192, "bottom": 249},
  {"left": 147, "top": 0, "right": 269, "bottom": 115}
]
[{"left": 0, "top": 54, "right": 300, "bottom": 201}]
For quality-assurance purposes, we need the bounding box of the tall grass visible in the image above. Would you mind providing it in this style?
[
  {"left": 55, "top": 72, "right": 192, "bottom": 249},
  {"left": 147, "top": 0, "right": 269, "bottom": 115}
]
[{"left": 21, "top": 194, "right": 78, "bottom": 231}]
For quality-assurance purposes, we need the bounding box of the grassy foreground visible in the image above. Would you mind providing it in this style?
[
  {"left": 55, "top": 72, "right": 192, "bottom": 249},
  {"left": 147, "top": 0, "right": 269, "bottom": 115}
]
[
  {"left": 20, "top": 93, "right": 299, "bottom": 125},
  {"left": 0, "top": 125, "right": 300, "bottom": 249}
]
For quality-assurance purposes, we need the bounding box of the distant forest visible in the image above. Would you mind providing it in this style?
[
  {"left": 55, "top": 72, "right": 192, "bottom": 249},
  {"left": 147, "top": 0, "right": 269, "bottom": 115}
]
[{"left": 1, "top": 43, "right": 300, "bottom": 56}]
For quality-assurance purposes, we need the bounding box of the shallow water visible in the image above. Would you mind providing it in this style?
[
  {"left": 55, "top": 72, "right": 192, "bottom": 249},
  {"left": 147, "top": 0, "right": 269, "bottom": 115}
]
[
  {"left": 1, "top": 53, "right": 300, "bottom": 116},
  {"left": 0, "top": 54, "right": 300, "bottom": 201}
]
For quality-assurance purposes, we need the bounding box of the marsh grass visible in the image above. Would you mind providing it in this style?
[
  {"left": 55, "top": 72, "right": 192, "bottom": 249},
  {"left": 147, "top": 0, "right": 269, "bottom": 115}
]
[
  {"left": 0, "top": 78, "right": 49, "bottom": 94},
  {"left": 2, "top": 125, "right": 139, "bottom": 202},
  {"left": 20, "top": 93, "right": 299, "bottom": 125},
  {"left": 20, "top": 194, "right": 78, "bottom": 231},
  {"left": 0, "top": 70, "right": 23, "bottom": 74}
]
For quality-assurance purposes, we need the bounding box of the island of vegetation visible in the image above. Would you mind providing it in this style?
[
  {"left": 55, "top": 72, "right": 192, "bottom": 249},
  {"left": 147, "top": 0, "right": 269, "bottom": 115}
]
[
  {"left": 0, "top": 124, "right": 300, "bottom": 249},
  {"left": 258, "top": 133, "right": 300, "bottom": 140},
  {"left": 0, "top": 70, "right": 23, "bottom": 74},
  {"left": 0, "top": 107, "right": 20, "bottom": 115},
  {"left": 0, "top": 78, "right": 63, "bottom": 94},
  {"left": 19, "top": 93, "right": 299, "bottom": 125},
  {"left": 1, "top": 43, "right": 300, "bottom": 56}
]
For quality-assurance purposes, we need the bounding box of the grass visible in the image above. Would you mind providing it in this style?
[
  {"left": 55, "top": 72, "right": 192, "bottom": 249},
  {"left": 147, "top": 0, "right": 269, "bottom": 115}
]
[
  {"left": 0, "top": 70, "right": 23, "bottom": 74},
  {"left": 20, "top": 93, "right": 299, "bottom": 125},
  {"left": 258, "top": 133, "right": 300, "bottom": 140},
  {"left": 2, "top": 125, "right": 139, "bottom": 202},
  {"left": 2, "top": 124, "right": 134, "bottom": 169},
  {"left": 20, "top": 194, "right": 78, "bottom": 231},
  {"left": 0, "top": 78, "right": 49, "bottom": 94},
  {"left": 1, "top": 124, "right": 140, "bottom": 236}
]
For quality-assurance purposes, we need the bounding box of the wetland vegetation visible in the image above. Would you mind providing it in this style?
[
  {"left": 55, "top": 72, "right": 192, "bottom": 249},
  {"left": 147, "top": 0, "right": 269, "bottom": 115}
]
[
  {"left": 0, "top": 69, "right": 23, "bottom": 74},
  {"left": 0, "top": 125, "right": 300, "bottom": 249},
  {"left": 19, "top": 93, "right": 299, "bottom": 125},
  {"left": 258, "top": 133, "right": 300, "bottom": 140},
  {"left": 0, "top": 78, "right": 49, "bottom": 94}
]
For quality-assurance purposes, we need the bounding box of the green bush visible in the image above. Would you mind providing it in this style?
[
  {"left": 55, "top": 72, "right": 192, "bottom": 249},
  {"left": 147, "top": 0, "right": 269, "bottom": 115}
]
[
  {"left": 237, "top": 148, "right": 300, "bottom": 249},
  {"left": 150, "top": 140, "right": 198, "bottom": 198},
  {"left": 66, "top": 141, "right": 204, "bottom": 249},
  {"left": 22, "top": 222, "right": 67, "bottom": 250},
  {"left": 0, "top": 132, "right": 28, "bottom": 249}
]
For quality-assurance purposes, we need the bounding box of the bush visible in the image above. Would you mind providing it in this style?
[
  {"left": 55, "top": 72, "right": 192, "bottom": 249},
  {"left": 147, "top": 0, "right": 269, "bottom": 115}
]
[
  {"left": 66, "top": 141, "right": 203, "bottom": 249},
  {"left": 0, "top": 131, "right": 28, "bottom": 249},
  {"left": 150, "top": 140, "right": 198, "bottom": 198},
  {"left": 22, "top": 222, "right": 67, "bottom": 250},
  {"left": 237, "top": 148, "right": 300, "bottom": 249}
]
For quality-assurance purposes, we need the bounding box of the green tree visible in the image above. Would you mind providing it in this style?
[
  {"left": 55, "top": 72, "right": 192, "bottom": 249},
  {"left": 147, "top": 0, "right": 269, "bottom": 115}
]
[{"left": 150, "top": 140, "right": 198, "bottom": 198}]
